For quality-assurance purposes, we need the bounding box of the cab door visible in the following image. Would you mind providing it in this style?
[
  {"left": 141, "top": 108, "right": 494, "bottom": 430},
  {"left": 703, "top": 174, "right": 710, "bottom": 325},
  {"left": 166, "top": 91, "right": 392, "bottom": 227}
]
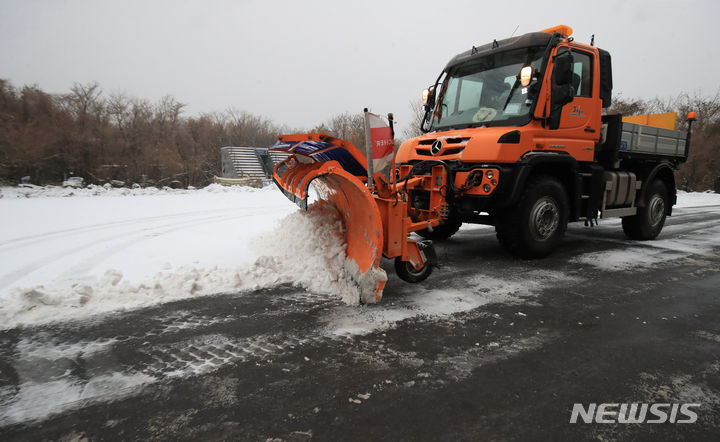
[{"left": 553, "top": 48, "right": 602, "bottom": 161}]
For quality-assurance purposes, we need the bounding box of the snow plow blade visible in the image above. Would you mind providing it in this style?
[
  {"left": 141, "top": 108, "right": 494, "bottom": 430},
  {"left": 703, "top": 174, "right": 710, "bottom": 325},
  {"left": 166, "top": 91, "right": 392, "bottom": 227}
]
[{"left": 270, "top": 133, "right": 387, "bottom": 302}]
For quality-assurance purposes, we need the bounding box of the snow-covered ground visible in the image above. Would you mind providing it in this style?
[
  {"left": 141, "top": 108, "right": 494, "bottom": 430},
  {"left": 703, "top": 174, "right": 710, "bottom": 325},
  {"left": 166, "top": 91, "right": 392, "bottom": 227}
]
[
  {"left": 0, "top": 184, "right": 358, "bottom": 329},
  {"left": 675, "top": 190, "right": 720, "bottom": 208},
  {"left": 0, "top": 185, "right": 718, "bottom": 330}
]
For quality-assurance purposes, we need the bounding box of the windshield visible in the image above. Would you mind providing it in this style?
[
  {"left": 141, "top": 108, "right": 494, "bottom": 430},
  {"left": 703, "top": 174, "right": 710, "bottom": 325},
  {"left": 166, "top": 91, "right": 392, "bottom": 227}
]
[{"left": 433, "top": 46, "right": 545, "bottom": 130}]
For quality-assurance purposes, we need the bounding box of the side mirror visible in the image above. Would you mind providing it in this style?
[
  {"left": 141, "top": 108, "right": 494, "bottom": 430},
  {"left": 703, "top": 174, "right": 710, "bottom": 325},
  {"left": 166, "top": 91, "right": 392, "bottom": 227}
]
[
  {"left": 553, "top": 49, "right": 574, "bottom": 85},
  {"left": 520, "top": 66, "right": 533, "bottom": 87},
  {"left": 422, "top": 85, "right": 436, "bottom": 109},
  {"left": 548, "top": 48, "right": 575, "bottom": 129},
  {"left": 420, "top": 85, "right": 437, "bottom": 133}
]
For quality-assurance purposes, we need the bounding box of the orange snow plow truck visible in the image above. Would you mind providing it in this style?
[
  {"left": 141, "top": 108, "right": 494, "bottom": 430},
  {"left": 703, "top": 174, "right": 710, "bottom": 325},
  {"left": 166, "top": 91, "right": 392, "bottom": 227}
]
[{"left": 270, "top": 25, "right": 696, "bottom": 303}]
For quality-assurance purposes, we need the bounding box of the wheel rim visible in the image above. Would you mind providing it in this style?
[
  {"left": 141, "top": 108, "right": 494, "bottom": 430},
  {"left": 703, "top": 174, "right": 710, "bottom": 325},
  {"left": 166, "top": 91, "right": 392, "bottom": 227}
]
[
  {"left": 403, "top": 261, "right": 426, "bottom": 277},
  {"left": 529, "top": 196, "right": 559, "bottom": 241},
  {"left": 648, "top": 193, "right": 665, "bottom": 227}
]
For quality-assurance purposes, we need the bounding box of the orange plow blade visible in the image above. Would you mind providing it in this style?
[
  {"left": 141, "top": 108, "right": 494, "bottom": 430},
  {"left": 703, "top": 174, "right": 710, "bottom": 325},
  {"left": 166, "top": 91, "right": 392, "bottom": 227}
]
[{"left": 270, "top": 134, "right": 387, "bottom": 302}]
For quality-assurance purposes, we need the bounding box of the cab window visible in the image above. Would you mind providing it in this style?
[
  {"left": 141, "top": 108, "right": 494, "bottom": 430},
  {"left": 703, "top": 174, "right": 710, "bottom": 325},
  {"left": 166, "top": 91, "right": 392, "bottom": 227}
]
[{"left": 572, "top": 51, "right": 593, "bottom": 98}]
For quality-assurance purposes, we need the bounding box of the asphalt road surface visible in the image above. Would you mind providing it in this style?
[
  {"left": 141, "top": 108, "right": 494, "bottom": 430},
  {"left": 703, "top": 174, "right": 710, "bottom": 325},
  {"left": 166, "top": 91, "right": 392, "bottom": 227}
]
[{"left": 1, "top": 206, "right": 719, "bottom": 441}]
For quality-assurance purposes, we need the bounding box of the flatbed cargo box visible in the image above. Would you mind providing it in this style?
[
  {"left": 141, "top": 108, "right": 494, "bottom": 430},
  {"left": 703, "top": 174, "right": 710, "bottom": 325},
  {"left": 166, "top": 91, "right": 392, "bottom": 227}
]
[{"left": 619, "top": 122, "right": 688, "bottom": 160}]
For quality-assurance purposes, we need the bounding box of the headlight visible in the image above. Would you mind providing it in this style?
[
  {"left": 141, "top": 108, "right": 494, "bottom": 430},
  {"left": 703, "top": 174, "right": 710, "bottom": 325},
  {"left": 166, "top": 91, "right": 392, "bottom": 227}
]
[{"left": 486, "top": 170, "right": 494, "bottom": 180}]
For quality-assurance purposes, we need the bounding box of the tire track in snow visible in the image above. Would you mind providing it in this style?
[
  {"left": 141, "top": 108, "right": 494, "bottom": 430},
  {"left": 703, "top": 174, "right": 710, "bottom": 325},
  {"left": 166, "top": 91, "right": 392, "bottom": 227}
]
[
  {"left": 0, "top": 211, "right": 251, "bottom": 291},
  {"left": 0, "top": 203, "right": 285, "bottom": 252},
  {"left": 0, "top": 290, "right": 347, "bottom": 426},
  {"left": 0, "top": 207, "right": 239, "bottom": 251},
  {"left": 0, "top": 280, "right": 556, "bottom": 427},
  {"left": 565, "top": 208, "right": 720, "bottom": 246},
  {"left": 56, "top": 210, "right": 280, "bottom": 279}
]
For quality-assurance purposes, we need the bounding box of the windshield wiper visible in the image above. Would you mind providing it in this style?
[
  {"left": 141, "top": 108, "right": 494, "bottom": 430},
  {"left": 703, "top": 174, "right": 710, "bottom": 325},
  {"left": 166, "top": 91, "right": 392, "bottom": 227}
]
[{"left": 502, "top": 78, "right": 520, "bottom": 111}]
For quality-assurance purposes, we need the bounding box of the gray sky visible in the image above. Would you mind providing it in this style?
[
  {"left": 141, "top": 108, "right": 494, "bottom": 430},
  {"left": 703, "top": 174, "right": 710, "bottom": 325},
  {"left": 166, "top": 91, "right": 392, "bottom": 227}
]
[{"left": 1, "top": 0, "right": 718, "bottom": 135}]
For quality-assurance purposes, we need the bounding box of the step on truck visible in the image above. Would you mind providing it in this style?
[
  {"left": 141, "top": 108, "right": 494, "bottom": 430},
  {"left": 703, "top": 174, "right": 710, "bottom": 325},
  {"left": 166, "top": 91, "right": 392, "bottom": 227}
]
[{"left": 270, "top": 25, "right": 696, "bottom": 303}]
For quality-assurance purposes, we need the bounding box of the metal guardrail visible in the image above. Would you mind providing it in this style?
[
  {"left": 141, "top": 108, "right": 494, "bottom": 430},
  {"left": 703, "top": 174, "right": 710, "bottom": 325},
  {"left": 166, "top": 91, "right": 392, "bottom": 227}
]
[{"left": 220, "top": 146, "right": 290, "bottom": 179}]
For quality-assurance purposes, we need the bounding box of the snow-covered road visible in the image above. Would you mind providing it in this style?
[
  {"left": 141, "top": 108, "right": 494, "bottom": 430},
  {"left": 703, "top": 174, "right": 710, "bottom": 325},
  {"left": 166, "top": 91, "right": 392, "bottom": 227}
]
[
  {"left": 1, "top": 186, "right": 719, "bottom": 439},
  {"left": 0, "top": 185, "right": 719, "bottom": 331}
]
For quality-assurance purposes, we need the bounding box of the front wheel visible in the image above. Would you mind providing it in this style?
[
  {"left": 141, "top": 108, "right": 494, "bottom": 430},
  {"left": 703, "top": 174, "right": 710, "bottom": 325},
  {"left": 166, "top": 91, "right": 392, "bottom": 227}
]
[
  {"left": 495, "top": 175, "right": 569, "bottom": 259},
  {"left": 394, "top": 258, "right": 433, "bottom": 283},
  {"left": 394, "top": 241, "right": 436, "bottom": 283},
  {"left": 622, "top": 180, "right": 668, "bottom": 240}
]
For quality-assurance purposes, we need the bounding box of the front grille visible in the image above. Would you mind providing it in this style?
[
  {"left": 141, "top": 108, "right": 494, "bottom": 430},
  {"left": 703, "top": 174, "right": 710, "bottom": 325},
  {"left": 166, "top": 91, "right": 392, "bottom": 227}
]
[
  {"left": 415, "top": 137, "right": 469, "bottom": 156},
  {"left": 417, "top": 137, "right": 470, "bottom": 146},
  {"left": 416, "top": 147, "right": 464, "bottom": 156}
]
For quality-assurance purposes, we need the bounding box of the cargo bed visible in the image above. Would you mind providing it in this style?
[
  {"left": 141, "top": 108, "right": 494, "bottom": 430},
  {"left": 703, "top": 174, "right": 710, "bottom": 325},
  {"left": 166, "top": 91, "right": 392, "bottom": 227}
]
[
  {"left": 619, "top": 122, "right": 688, "bottom": 159},
  {"left": 597, "top": 114, "right": 689, "bottom": 167}
]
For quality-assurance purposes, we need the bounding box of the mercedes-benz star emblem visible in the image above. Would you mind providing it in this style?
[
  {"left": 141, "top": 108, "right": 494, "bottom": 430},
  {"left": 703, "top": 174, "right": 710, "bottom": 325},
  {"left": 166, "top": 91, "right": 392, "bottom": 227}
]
[{"left": 430, "top": 139, "right": 443, "bottom": 155}]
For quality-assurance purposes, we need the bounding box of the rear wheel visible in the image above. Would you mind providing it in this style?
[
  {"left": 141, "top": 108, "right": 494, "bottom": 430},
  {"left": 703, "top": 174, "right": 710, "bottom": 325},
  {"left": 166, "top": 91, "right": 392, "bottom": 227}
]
[
  {"left": 622, "top": 179, "right": 668, "bottom": 240},
  {"left": 495, "top": 175, "right": 569, "bottom": 259},
  {"left": 416, "top": 209, "right": 462, "bottom": 241}
]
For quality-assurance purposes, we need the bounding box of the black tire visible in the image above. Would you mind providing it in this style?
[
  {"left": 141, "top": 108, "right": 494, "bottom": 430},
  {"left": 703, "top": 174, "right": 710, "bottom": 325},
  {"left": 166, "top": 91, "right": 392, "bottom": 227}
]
[
  {"left": 622, "top": 179, "right": 668, "bottom": 240},
  {"left": 416, "top": 209, "right": 462, "bottom": 241},
  {"left": 394, "top": 240, "right": 436, "bottom": 283},
  {"left": 495, "top": 175, "right": 569, "bottom": 259},
  {"left": 394, "top": 257, "right": 433, "bottom": 283}
]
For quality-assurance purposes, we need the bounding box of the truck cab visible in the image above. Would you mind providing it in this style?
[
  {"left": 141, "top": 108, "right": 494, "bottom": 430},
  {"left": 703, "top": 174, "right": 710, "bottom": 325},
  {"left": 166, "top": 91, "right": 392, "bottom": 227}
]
[
  {"left": 396, "top": 25, "right": 692, "bottom": 258},
  {"left": 397, "top": 25, "right": 610, "bottom": 163}
]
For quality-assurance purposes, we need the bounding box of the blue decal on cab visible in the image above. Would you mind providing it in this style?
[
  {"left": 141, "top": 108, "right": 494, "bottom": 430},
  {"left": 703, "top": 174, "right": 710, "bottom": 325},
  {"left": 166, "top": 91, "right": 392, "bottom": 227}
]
[{"left": 569, "top": 105, "right": 585, "bottom": 117}]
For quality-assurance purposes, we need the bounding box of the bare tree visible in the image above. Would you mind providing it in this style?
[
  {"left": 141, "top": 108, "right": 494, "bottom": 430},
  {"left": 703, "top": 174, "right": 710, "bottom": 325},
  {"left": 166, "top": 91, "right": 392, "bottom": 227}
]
[
  {"left": 1, "top": 78, "right": 716, "bottom": 192},
  {"left": 155, "top": 95, "right": 185, "bottom": 130},
  {"left": 313, "top": 111, "right": 366, "bottom": 148},
  {"left": 65, "top": 82, "right": 103, "bottom": 125},
  {"left": 402, "top": 99, "right": 425, "bottom": 140},
  {"left": 223, "top": 108, "right": 280, "bottom": 147},
  {"left": 106, "top": 93, "right": 131, "bottom": 131}
]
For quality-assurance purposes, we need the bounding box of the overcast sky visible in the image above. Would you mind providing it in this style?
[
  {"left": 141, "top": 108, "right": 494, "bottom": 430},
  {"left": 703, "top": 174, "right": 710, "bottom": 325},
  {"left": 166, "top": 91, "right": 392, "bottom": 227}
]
[{"left": 1, "top": 0, "right": 718, "bottom": 135}]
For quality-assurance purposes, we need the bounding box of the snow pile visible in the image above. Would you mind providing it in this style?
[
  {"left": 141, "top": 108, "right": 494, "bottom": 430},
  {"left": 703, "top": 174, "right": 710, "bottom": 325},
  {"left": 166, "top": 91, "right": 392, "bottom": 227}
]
[
  {"left": 0, "top": 182, "right": 266, "bottom": 199},
  {"left": 61, "top": 176, "right": 84, "bottom": 188},
  {"left": 0, "top": 198, "right": 380, "bottom": 329},
  {"left": 0, "top": 267, "right": 249, "bottom": 329},
  {"left": 248, "top": 200, "right": 385, "bottom": 304},
  {"left": 675, "top": 190, "right": 720, "bottom": 207}
]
